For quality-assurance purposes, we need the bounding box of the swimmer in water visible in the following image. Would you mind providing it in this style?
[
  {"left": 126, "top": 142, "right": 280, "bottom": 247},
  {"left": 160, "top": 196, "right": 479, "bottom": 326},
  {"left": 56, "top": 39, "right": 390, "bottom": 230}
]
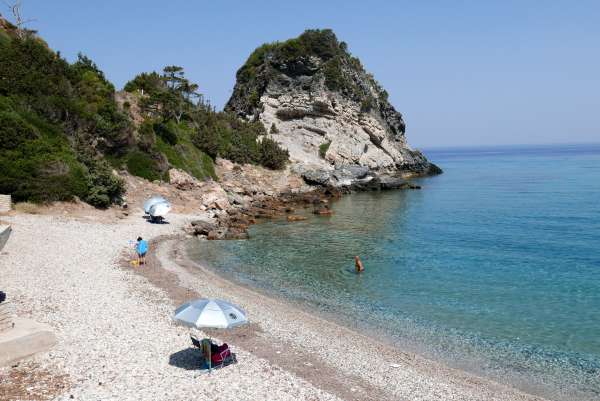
[{"left": 354, "top": 256, "right": 364, "bottom": 273}]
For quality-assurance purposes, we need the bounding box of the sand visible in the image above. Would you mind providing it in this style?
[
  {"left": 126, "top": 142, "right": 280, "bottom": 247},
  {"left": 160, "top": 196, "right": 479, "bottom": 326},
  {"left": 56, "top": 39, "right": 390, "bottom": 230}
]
[{"left": 0, "top": 211, "right": 547, "bottom": 401}]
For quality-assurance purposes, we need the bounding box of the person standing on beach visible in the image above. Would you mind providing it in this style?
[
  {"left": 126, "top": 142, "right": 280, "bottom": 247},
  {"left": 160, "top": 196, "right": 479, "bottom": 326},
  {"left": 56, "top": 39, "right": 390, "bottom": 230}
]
[
  {"left": 355, "top": 256, "right": 364, "bottom": 273},
  {"left": 136, "top": 237, "right": 148, "bottom": 265}
]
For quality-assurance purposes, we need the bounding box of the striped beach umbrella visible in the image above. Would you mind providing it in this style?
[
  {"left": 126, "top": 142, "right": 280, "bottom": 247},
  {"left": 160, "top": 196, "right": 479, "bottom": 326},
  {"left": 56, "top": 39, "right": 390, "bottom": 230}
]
[
  {"left": 143, "top": 196, "right": 167, "bottom": 214},
  {"left": 174, "top": 298, "right": 248, "bottom": 329},
  {"left": 149, "top": 201, "right": 171, "bottom": 218}
]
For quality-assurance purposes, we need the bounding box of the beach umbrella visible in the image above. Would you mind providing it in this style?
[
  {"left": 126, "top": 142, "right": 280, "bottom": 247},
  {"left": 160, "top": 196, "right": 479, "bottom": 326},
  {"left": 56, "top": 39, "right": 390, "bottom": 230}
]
[
  {"left": 143, "top": 196, "right": 167, "bottom": 214},
  {"left": 149, "top": 201, "right": 171, "bottom": 218},
  {"left": 174, "top": 298, "right": 248, "bottom": 329}
]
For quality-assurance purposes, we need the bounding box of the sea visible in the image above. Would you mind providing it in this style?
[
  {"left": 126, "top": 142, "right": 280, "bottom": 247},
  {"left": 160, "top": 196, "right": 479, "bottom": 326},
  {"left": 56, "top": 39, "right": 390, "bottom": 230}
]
[{"left": 187, "top": 143, "right": 600, "bottom": 400}]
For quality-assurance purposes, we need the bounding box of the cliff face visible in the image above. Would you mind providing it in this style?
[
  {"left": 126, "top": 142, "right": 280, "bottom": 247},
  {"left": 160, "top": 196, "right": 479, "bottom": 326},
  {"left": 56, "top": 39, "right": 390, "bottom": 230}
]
[{"left": 226, "top": 29, "right": 440, "bottom": 176}]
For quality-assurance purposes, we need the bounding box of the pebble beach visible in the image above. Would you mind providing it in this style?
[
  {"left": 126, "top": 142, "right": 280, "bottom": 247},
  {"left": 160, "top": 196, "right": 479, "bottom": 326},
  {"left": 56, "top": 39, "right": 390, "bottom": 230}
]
[{"left": 0, "top": 211, "right": 547, "bottom": 401}]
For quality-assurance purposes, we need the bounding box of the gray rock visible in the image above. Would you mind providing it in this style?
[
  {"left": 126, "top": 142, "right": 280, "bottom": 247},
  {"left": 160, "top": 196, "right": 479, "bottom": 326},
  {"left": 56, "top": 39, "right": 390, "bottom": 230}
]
[
  {"left": 332, "top": 165, "right": 370, "bottom": 182},
  {"left": 227, "top": 192, "right": 246, "bottom": 206},
  {"left": 301, "top": 169, "right": 333, "bottom": 187},
  {"left": 302, "top": 165, "right": 372, "bottom": 188},
  {"left": 187, "top": 220, "right": 217, "bottom": 236},
  {"left": 225, "top": 30, "right": 441, "bottom": 177}
]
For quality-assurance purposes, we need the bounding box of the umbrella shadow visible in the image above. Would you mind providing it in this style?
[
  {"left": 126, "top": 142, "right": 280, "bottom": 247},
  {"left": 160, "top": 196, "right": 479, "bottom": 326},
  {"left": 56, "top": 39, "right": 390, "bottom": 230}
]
[
  {"left": 169, "top": 347, "right": 206, "bottom": 371},
  {"left": 169, "top": 347, "right": 238, "bottom": 371},
  {"left": 142, "top": 215, "right": 170, "bottom": 225}
]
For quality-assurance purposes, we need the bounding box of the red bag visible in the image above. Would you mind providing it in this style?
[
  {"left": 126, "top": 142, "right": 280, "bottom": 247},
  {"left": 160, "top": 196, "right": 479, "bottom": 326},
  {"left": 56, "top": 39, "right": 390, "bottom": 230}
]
[{"left": 211, "top": 343, "right": 231, "bottom": 364}]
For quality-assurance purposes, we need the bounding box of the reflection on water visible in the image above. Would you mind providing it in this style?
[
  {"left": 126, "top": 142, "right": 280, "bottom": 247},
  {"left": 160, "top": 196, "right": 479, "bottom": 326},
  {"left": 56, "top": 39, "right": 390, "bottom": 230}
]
[{"left": 188, "top": 144, "right": 600, "bottom": 401}]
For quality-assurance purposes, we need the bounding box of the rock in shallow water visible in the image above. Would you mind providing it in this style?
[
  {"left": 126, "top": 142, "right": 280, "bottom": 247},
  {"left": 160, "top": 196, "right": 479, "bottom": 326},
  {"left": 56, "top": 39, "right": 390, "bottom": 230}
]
[{"left": 300, "top": 165, "right": 423, "bottom": 191}]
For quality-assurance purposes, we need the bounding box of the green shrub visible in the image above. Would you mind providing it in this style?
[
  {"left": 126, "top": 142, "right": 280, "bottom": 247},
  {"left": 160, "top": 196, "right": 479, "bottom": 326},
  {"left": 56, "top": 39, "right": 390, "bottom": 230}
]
[
  {"left": 323, "top": 58, "right": 344, "bottom": 91},
  {"left": 230, "top": 29, "right": 390, "bottom": 120},
  {"left": 193, "top": 114, "right": 226, "bottom": 159},
  {"left": 259, "top": 137, "right": 289, "bottom": 169},
  {"left": 123, "top": 71, "right": 163, "bottom": 94},
  {"left": 0, "top": 35, "right": 132, "bottom": 207},
  {"left": 77, "top": 152, "right": 124, "bottom": 208},
  {"left": 137, "top": 119, "right": 156, "bottom": 151},
  {"left": 319, "top": 141, "right": 331, "bottom": 158},
  {"left": 0, "top": 101, "right": 89, "bottom": 203},
  {"left": 126, "top": 151, "right": 162, "bottom": 181},
  {"left": 153, "top": 121, "right": 178, "bottom": 145},
  {"left": 297, "top": 29, "right": 340, "bottom": 61},
  {"left": 155, "top": 134, "right": 217, "bottom": 181},
  {"left": 360, "top": 96, "right": 375, "bottom": 113},
  {"left": 0, "top": 108, "right": 40, "bottom": 150},
  {"left": 270, "top": 123, "right": 279, "bottom": 134}
]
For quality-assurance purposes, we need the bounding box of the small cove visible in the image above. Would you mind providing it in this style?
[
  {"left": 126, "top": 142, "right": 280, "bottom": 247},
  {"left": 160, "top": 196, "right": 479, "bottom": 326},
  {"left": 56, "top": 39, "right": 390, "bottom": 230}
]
[{"left": 188, "top": 144, "right": 600, "bottom": 400}]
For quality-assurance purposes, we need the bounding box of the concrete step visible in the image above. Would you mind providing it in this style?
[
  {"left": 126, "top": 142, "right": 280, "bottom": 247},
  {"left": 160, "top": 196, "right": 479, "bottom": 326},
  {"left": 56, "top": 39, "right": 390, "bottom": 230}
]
[
  {"left": 0, "top": 224, "right": 11, "bottom": 252},
  {"left": 0, "top": 317, "right": 56, "bottom": 366}
]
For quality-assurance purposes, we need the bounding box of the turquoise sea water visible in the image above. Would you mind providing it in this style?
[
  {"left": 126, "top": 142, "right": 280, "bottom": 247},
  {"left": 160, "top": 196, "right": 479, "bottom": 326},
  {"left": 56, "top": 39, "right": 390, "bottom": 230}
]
[{"left": 188, "top": 144, "right": 600, "bottom": 400}]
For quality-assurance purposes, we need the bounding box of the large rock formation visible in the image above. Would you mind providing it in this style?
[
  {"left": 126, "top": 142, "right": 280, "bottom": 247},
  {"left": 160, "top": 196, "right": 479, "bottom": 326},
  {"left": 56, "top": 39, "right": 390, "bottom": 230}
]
[{"left": 226, "top": 29, "right": 441, "bottom": 179}]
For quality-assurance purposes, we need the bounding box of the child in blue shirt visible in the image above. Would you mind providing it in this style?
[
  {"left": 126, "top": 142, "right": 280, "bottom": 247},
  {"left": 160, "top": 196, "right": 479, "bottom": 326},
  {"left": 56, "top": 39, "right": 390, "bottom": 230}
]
[{"left": 136, "top": 237, "right": 149, "bottom": 265}]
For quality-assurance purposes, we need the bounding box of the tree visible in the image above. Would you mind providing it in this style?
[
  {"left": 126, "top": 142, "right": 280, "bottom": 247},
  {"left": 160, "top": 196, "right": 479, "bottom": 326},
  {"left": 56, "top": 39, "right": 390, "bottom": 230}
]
[
  {"left": 162, "top": 65, "right": 184, "bottom": 90},
  {"left": 123, "top": 71, "right": 163, "bottom": 94},
  {"left": 3, "top": 0, "right": 36, "bottom": 39}
]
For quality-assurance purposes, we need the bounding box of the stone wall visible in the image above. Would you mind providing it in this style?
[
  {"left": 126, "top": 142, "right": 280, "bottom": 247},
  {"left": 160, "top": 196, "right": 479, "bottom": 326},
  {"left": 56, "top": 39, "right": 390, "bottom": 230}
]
[{"left": 0, "top": 195, "right": 11, "bottom": 213}]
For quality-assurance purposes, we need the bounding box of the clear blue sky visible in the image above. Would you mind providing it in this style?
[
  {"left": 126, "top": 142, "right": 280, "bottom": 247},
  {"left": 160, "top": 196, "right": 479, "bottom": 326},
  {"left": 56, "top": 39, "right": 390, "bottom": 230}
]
[{"left": 7, "top": 0, "right": 599, "bottom": 148}]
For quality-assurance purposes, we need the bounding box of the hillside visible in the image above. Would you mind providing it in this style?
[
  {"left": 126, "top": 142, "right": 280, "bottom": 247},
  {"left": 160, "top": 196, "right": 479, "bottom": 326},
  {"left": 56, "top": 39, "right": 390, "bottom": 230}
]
[
  {"left": 0, "top": 17, "right": 289, "bottom": 207},
  {"left": 0, "top": 21, "right": 439, "bottom": 209},
  {"left": 226, "top": 29, "right": 441, "bottom": 176}
]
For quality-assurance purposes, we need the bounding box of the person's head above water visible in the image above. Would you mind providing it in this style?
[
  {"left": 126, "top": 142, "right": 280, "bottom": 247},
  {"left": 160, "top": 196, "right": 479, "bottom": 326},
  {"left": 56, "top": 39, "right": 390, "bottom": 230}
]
[{"left": 137, "top": 237, "right": 142, "bottom": 241}]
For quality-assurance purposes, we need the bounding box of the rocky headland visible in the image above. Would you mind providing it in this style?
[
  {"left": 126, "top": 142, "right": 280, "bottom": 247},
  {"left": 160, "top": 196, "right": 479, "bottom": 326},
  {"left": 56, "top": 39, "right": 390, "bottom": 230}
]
[
  {"left": 226, "top": 29, "right": 441, "bottom": 189},
  {"left": 176, "top": 30, "right": 443, "bottom": 239}
]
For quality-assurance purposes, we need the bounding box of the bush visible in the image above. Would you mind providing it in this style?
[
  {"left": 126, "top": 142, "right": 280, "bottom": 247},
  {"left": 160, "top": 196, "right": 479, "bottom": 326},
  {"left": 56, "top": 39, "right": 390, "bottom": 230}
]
[
  {"left": 153, "top": 121, "right": 178, "bottom": 145},
  {"left": 319, "top": 141, "right": 331, "bottom": 158},
  {"left": 123, "top": 71, "right": 163, "bottom": 94},
  {"left": 77, "top": 153, "right": 124, "bottom": 208},
  {"left": 323, "top": 58, "right": 344, "bottom": 91},
  {"left": 0, "top": 108, "right": 40, "bottom": 150},
  {"left": 137, "top": 119, "right": 156, "bottom": 151},
  {"left": 155, "top": 134, "right": 217, "bottom": 181},
  {"left": 0, "top": 35, "right": 132, "bottom": 207},
  {"left": 360, "top": 96, "right": 375, "bottom": 113},
  {"left": 126, "top": 151, "right": 162, "bottom": 181},
  {"left": 259, "top": 137, "right": 289, "bottom": 170},
  {"left": 0, "top": 102, "right": 89, "bottom": 203}
]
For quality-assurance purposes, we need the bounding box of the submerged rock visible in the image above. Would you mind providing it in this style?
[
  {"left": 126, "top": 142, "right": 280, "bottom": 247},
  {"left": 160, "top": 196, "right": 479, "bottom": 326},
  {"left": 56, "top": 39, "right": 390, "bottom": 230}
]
[{"left": 287, "top": 215, "right": 308, "bottom": 222}]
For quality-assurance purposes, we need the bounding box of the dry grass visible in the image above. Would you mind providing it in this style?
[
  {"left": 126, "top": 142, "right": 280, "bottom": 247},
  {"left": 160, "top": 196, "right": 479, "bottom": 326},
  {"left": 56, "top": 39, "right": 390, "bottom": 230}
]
[{"left": 14, "top": 202, "right": 42, "bottom": 214}]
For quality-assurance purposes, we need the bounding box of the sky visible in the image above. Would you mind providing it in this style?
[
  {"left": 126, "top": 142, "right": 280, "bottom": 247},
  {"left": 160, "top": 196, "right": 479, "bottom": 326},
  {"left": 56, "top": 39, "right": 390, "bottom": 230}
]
[{"left": 6, "top": 0, "right": 599, "bottom": 148}]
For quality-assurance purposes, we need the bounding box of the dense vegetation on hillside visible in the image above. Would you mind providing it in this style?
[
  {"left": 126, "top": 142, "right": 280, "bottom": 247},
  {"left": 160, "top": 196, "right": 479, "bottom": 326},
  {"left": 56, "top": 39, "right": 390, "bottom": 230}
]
[
  {"left": 0, "top": 18, "right": 289, "bottom": 207},
  {"left": 0, "top": 20, "right": 127, "bottom": 207},
  {"left": 227, "top": 29, "right": 389, "bottom": 117},
  {"left": 123, "top": 67, "right": 289, "bottom": 171}
]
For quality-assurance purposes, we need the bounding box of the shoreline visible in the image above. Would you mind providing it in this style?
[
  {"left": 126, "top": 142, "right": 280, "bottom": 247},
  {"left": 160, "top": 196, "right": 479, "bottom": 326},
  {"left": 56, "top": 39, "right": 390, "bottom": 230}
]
[
  {"left": 133, "top": 233, "right": 546, "bottom": 401},
  {"left": 0, "top": 209, "right": 547, "bottom": 400},
  {"left": 186, "top": 222, "right": 587, "bottom": 401},
  {"left": 2, "top": 212, "right": 352, "bottom": 400}
]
